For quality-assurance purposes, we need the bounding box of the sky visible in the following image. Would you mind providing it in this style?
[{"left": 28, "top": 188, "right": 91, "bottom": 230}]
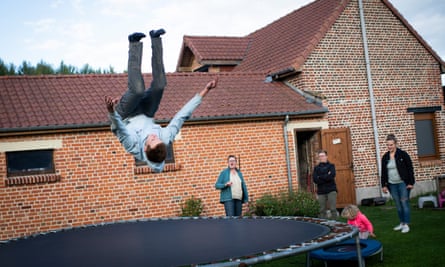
[{"left": 1, "top": 0, "right": 444, "bottom": 80}]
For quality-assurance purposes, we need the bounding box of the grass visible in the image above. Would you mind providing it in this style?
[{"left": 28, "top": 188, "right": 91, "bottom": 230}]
[{"left": 255, "top": 198, "right": 445, "bottom": 267}]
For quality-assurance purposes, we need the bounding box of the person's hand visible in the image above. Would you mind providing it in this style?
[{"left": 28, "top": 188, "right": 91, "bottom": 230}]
[
  {"left": 205, "top": 77, "right": 218, "bottom": 90},
  {"left": 370, "top": 232, "right": 376, "bottom": 238},
  {"left": 225, "top": 181, "right": 233, "bottom": 187},
  {"left": 382, "top": 186, "right": 388, "bottom": 194},
  {"left": 105, "top": 96, "right": 118, "bottom": 113}
]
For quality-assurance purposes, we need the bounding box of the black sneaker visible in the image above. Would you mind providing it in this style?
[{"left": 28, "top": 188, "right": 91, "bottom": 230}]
[
  {"left": 149, "top": 28, "right": 166, "bottom": 38},
  {"left": 128, "top": 32, "right": 146, "bottom": 42}
]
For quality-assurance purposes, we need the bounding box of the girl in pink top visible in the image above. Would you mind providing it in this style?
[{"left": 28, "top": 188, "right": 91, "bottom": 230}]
[{"left": 341, "top": 204, "right": 376, "bottom": 239}]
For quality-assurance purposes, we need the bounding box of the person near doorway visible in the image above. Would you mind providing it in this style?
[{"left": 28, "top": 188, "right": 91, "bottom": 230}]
[
  {"left": 313, "top": 149, "right": 338, "bottom": 219},
  {"left": 215, "top": 155, "right": 249, "bottom": 216},
  {"left": 381, "top": 134, "right": 415, "bottom": 233},
  {"left": 105, "top": 29, "right": 218, "bottom": 172}
]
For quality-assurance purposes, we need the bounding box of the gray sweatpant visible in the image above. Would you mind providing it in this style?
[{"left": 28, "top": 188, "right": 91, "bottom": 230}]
[{"left": 116, "top": 36, "right": 166, "bottom": 119}]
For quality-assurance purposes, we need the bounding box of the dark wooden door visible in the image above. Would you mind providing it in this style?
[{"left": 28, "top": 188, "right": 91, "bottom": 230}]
[{"left": 321, "top": 128, "right": 355, "bottom": 208}]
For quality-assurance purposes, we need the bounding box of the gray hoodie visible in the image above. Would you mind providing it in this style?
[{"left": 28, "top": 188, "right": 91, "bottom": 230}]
[{"left": 109, "top": 94, "right": 203, "bottom": 172}]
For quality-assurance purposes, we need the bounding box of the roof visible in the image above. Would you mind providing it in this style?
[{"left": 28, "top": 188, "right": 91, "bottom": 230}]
[
  {"left": 0, "top": 72, "right": 326, "bottom": 133},
  {"left": 178, "top": 0, "right": 445, "bottom": 74},
  {"left": 235, "top": 0, "right": 349, "bottom": 73},
  {"left": 177, "top": 36, "right": 251, "bottom": 68}
]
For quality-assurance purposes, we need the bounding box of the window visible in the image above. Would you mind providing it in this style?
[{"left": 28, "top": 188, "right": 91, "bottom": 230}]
[
  {"left": 414, "top": 112, "right": 440, "bottom": 161},
  {"left": 135, "top": 145, "right": 175, "bottom": 166},
  {"left": 6, "top": 149, "right": 55, "bottom": 177}
]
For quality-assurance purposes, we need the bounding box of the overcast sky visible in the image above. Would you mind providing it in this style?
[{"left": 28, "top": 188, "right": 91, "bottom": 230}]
[{"left": 1, "top": 0, "right": 444, "bottom": 79}]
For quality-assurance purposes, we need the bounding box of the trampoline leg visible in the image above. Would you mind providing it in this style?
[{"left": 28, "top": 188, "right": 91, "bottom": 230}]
[
  {"left": 306, "top": 252, "right": 311, "bottom": 267},
  {"left": 355, "top": 235, "right": 364, "bottom": 267}
]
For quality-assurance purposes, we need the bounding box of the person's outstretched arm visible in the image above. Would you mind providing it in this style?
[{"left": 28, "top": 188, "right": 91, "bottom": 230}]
[
  {"left": 199, "top": 77, "right": 218, "bottom": 97},
  {"left": 161, "top": 78, "right": 218, "bottom": 143}
]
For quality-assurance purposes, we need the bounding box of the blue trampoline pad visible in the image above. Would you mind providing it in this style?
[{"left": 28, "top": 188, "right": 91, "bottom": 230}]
[{"left": 310, "top": 238, "right": 382, "bottom": 261}]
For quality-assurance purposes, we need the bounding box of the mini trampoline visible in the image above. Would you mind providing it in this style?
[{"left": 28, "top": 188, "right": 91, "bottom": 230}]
[
  {"left": 0, "top": 216, "right": 359, "bottom": 267},
  {"left": 309, "top": 238, "right": 383, "bottom": 267}
]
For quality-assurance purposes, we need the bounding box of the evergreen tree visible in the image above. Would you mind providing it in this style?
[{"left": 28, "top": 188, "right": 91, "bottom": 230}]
[
  {"left": 57, "top": 61, "right": 77, "bottom": 74},
  {"left": 35, "top": 60, "right": 55, "bottom": 75},
  {"left": 0, "top": 59, "right": 16, "bottom": 75},
  {"left": 17, "top": 61, "right": 36, "bottom": 75},
  {"left": 0, "top": 58, "right": 118, "bottom": 75}
]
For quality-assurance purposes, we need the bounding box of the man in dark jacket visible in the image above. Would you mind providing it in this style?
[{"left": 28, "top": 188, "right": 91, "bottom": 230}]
[{"left": 313, "top": 150, "right": 337, "bottom": 219}]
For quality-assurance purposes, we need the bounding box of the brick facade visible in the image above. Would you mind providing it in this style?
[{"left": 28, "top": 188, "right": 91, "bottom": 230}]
[
  {"left": 0, "top": 120, "right": 299, "bottom": 240},
  {"left": 291, "top": 0, "right": 444, "bottom": 195}
]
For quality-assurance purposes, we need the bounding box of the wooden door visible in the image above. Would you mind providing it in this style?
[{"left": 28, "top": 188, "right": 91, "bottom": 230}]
[{"left": 321, "top": 128, "right": 355, "bottom": 208}]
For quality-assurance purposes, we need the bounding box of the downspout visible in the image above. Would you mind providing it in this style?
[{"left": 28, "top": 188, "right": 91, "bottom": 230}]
[
  {"left": 283, "top": 115, "right": 293, "bottom": 193},
  {"left": 358, "top": 0, "right": 382, "bottom": 195}
]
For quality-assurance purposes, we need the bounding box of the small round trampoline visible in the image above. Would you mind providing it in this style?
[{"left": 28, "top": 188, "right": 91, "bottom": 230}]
[
  {"left": 0, "top": 216, "right": 358, "bottom": 267},
  {"left": 309, "top": 238, "right": 383, "bottom": 265}
]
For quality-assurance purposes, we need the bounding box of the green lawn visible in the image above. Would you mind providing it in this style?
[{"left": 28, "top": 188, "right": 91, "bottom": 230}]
[{"left": 256, "top": 199, "right": 445, "bottom": 267}]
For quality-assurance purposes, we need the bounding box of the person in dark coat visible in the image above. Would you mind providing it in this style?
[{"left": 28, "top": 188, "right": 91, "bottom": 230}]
[{"left": 313, "top": 150, "right": 337, "bottom": 219}]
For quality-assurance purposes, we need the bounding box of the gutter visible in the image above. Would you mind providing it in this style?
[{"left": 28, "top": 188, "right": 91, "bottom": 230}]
[
  {"left": 283, "top": 115, "right": 292, "bottom": 193},
  {"left": 358, "top": 0, "right": 382, "bottom": 194}
]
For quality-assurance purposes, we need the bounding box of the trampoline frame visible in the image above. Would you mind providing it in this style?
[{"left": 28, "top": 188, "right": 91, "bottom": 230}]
[{"left": 1, "top": 216, "right": 361, "bottom": 267}]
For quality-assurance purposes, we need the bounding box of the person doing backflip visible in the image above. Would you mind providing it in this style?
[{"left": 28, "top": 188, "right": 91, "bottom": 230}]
[{"left": 105, "top": 29, "right": 217, "bottom": 172}]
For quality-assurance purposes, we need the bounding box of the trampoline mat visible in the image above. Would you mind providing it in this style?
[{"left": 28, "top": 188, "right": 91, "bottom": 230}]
[{"left": 1, "top": 217, "right": 330, "bottom": 267}]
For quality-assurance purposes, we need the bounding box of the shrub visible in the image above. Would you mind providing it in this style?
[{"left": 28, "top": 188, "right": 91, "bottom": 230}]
[
  {"left": 249, "top": 190, "right": 319, "bottom": 217},
  {"left": 180, "top": 196, "right": 204, "bottom": 217}
]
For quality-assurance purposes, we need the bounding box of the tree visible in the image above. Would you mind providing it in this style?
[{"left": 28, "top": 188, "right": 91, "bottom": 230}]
[
  {"left": 0, "top": 58, "right": 118, "bottom": 75},
  {"left": 35, "top": 60, "right": 55, "bottom": 75},
  {"left": 57, "top": 61, "right": 78, "bottom": 74},
  {"left": 79, "top": 63, "right": 96, "bottom": 74},
  {"left": 17, "top": 61, "right": 36, "bottom": 75},
  {"left": 0, "top": 59, "right": 16, "bottom": 75}
]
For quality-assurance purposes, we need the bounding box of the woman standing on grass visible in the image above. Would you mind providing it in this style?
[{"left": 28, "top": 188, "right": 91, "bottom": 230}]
[
  {"left": 381, "top": 134, "right": 415, "bottom": 233},
  {"left": 215, "top": 155, "right": 249, "bottom": 216}
]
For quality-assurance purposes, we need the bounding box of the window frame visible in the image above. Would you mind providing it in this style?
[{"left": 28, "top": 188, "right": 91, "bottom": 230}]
[
  {"left": 413, "top": 112, "right": 440, "bottom": 161},
  {"left": 6, "top": 149, "right": 56, "bottom": 177}
]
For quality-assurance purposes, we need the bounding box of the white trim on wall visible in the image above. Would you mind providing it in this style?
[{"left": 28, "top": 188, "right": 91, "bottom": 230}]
[
  {"left": 0, "top": 140, "right": 63, "bottom": 152},
  {"left": 288, "top": 120, "right": 329, "bottom": 132}
]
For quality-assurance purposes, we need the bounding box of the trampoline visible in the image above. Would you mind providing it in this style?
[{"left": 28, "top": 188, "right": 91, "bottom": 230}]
[
  {"left": 0, "top": 216, "right": 358, "bottom": 267},
  {"left": 309, "top": 238, "right": 383, "bottom": 267}
]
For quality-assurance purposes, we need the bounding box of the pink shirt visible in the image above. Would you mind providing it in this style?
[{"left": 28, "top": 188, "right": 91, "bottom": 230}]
[{"left": 347, "top": 211, "right": 374, "bottom": 234}]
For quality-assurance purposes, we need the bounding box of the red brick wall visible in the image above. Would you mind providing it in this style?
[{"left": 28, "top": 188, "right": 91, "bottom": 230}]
[
  {"left": 291, "top": 0, "right": 445, "bottom": 189},
  {"left": 0, "top": 120, "right": 298, "bottom": 240}
]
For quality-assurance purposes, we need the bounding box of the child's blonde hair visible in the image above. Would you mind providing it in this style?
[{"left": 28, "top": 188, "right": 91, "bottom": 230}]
[{"left": 341, "top": 204, "right": 359, "bottom": 219}]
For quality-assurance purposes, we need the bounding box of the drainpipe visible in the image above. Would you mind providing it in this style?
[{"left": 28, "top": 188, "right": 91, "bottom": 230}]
[
  {"left": 358, "top": 0, "right": 382, "bottom": 195},
  {"left": 283, "top": 115, "right": 293, "bottom": 193}
]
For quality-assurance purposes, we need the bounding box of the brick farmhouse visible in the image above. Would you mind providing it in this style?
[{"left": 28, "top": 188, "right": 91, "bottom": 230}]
[{"left": 1, "top": 0, "right": 444, "bottom": 240}]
